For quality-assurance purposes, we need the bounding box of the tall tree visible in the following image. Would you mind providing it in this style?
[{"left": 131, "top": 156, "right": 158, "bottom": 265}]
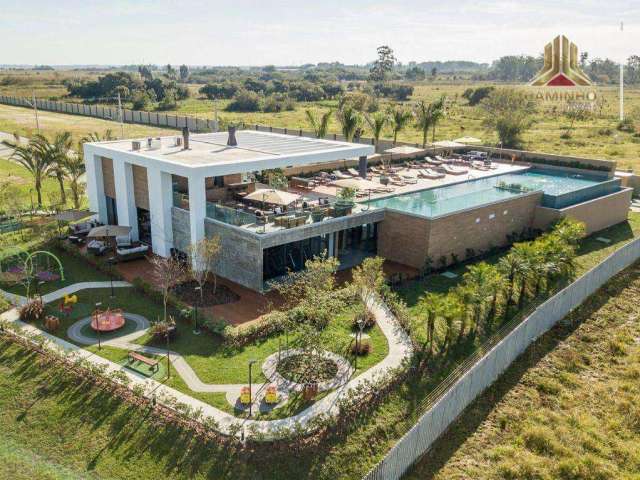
[
  {"left": 336, "top": 106, "right": 362, "bottom": 142},
  {"left": 150, "top": 256, "right": 186, "bottom": 322},
  {"left": 64, "top": 149, "right": 86, "bottom": 209},
  {"left": 305, "top": 109, "right": 332, "bottom": 139},
  {"left": 414, "top": 100, "right": 436, "bottom": 148},
  {"left": 32, "top": 132, "right": 73, "bottom": 206},
  {"left": 188, "top": 235, "right": 222, "bottom": 299},
  {"left": 389, "top": 106, "right": 413, "bottom": 144},
  {"left": 365, "top": 111, "right": 387, "bottom": 149},
  {"left": 179, "top": 64, "right": 190, "bottom": 82},
  {"left": 430, "top": 95, "right": 446, "bottom": 142},
  {"left": 369, "top": 45, "right": 396, "bottom": 82},
  {"left": 481, "top": 88, "right": 536, "bottom": 148},
  {"left": 2, "top": 135, "right": 51, "bottom": 207}
]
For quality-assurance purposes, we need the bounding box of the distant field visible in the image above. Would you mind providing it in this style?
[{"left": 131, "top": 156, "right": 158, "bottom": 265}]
[
  {"left": 406, "top": 262, "right": 640, "bottom": 480},
  {"left": 1, "top": 72, "right": 640, "bottom": 169},
  {"left": 0, "top": 104, "right": 173, "bottom": 143}
]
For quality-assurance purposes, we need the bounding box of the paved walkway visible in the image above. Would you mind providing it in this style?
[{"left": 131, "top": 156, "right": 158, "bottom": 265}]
[
  {"left": 0, "top": 281, "right": 132, "bottom": 307},
  {"left": 0, "top": 281, "right": 413, "bottom": 438}
]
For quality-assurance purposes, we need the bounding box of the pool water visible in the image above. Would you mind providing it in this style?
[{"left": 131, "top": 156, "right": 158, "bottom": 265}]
[{"left": 366, "top": 168, "right": 615, "bottom": 218}]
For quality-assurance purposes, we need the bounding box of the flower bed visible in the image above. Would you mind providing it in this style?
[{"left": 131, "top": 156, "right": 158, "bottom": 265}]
[{"left": 277, "top": 354, "right": 339, "bottom": 383}]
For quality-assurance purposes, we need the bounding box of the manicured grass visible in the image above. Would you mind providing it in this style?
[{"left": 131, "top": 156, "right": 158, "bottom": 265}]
[
  {"left": 405, "top": 262, "right": 640, "bottom": 479},
  {"left": 0, "top": 246, "right": 111, "bottom": 296}
]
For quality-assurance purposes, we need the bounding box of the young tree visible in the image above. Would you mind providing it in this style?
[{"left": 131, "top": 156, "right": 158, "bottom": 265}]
[
  {"left": 305, "top": 109, "right": 332, "bottom": 138},
  {"left": 481, "top": 88, "right": 536, "bottom": 148},
  {"left": 150, "top": 256, "right": 186, "bottom": 322},
  {"left": 351, "top": 256, "right": 385, "bottom": 310},
  {"left": 389, "top": 106, "right": 413, "bottom": 144},
  {"left": 417, "top": 292, "right": 445, "bottom": 356},
  {"left": 561, "top": 101, "right": 591, "bottom": 139},
  {"left": 188, "top": 235, "right": 222, "bottom": 302},
  {"left": 430, "top": 95, "right": 446, "bottom": 142},
  {"left": 414, "top": 100, "right": 436, "bottom": 148},
  {"left": 369, "top": 45, "right": 396, "bottom": 82},
  {"left": 365, "top": 111, "right": 388, "bottom": 149},
  {"left": 3, "top": 134, "right": 52, "bottom": 207},
  {"left": 64, "top": 150, "right": 86, "bottom": 209},
  {"left": 336, "top": 106, "right": 362, "bottom": 142}
]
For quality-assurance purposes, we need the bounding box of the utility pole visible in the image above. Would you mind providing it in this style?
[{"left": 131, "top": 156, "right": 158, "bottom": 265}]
[
  {"left": 620, "top": 21, "right": 625, "bottom": 122},
  {"left": 32, "top": 91, "right": 40, "bottom": 133},
  {"left": 117, "top": 92, "right": 125, "bottom": 138}
]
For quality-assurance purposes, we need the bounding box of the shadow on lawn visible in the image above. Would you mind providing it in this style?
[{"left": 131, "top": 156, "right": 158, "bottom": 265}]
[{"left": 404, "top": 262, "right": 640, "bottom": 479}]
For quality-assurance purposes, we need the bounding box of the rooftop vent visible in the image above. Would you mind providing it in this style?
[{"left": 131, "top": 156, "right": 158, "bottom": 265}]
[
  {"left": 182, "top": 127, "right": 190, "bottom": 150},
  {"left": 132, "top": 140, "right": 141, "bottom": 151},
  {"left": 175, "top": 136, "right": 183, "bottom": 147},
  {"left": 149, "top": 137, "right": 162, "bottom": 150},
  {"left": 227, "top": 125, "right": 237, "bottom": 147}
]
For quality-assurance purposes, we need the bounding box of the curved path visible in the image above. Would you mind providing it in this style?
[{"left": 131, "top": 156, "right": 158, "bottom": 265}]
[{"left": 0, "top": 281, "right": 413, "bottom": 438}]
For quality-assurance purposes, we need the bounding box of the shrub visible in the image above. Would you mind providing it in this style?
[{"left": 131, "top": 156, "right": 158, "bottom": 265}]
[
  {"left": 0, "top": 295, "right": 10, "bottom": 314},
  {"left": 226, "top": 89, "right": 262, "bottom": 112},
  {"left": 203, "top": 317, "right": 228, "bottom": 336},
  {"left": 18, "top": 298, "right": 45, "bottom": 322},
  {"left": 352, "top": 304, "right": 376, "bottom": 329},
  {"left": 617, "top": 117, "right": 635, "bottom": 133},
  {"left": 351, "top": 338, "right": 371, "bottom": 355},
  {"left": 463, "top": 86, "right": 495, "bottom": 106},
  {"left": 263, "top": 93, "right": 295, "bottom": 113},
  {"left": 131, "top": 90, "right": 152, "bottom": 110}
]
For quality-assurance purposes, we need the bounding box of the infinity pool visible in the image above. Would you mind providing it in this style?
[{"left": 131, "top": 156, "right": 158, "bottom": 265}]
[{"left": 366, "top": 168, "right": 618, "bottom": 217}]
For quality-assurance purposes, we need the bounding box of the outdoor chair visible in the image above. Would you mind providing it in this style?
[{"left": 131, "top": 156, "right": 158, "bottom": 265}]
[
  {"left": 115, "top": 244, "right": 149, "bottom": 262},
  {"left": 347, "top": 168, "right": 360, "bottom": 177}
]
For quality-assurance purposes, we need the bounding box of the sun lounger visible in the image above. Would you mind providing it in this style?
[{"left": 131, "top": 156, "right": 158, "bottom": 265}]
[
  {"left": 332, "top": 170, "right": 351, "bottom": 179},
  {"left": 347, "top": 168, "right": 360, "bottom": 177},
  {"left": 418, "top": 169, "right": 445, "bottom": 179},
  {"left": 426, "top": 157, "right": 442, "bottom": 166},
  {"left": 442, "top": 165, "right": 468, "bottom": 175}
]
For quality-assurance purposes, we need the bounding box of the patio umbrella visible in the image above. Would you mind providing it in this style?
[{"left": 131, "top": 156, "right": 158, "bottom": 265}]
[
  {"left": 384, "top": 145, "right": 425, "bottom": 155},
  {"left": 431, "top": 140, "right": 465, "bottom": 148},
  {"left": 54, "top": 209, "right": 95, "bottom": 223},
  {"left": 88, "top": 225, "right": 132, "bottom": 238},
  {"left": 331, "top": 178, "right": 381, "bottom": 190},
  {"left": 453, "top": 136, "right": 482, "bottom": 145},
  {"left": 244, "top": 188, "right": 301, "bottom": 206}
]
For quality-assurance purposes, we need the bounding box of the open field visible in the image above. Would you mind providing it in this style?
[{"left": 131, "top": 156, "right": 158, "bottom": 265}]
[
  {"left": 3, "top": 81, "right": 640, "bottom": 170},
  {"left": 406, "top": 260, "right": 640, "bottom": 480},
  {"left": 0, "top": 103, "right": 173, "bottom": 144}
]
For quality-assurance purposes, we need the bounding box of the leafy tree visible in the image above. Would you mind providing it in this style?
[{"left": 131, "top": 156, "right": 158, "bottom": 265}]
[
  {"left": 351, "top": 256, "right": 385, "bottom": 312},
  {"left": 150, "top": 256, "right": 186, "bottom": 322},
  {"left": 2, "top": 134, "right": 52, "bottom": 207},
  {"left": 305, "top": 109, "right": 332, "bottom": 138},
  {"left": 462, "top": 86, "right": 495, "bottom": 106},
  {"left": 336, "top": 106, "right": 362, "bottom": 142},
  {"left": 488, "top": 55, "right": 542, "bottom": 82},
  {"left": 389, "top": 106, "right": 413, "bottom": 144},
  {"left": 369, "top": 45, "right": 396, "bottom": 82},
  {"left": 365, "top": 111, "right": 387, "bottom": 149},
  {"left": 188, "top": 235, "right": 222, "bottom": 299},
  {"left": 179, "top": 64, "right": 190, "bottom": 82},
  {"left": 138, "top": 65, "right": 153, "bottom": 81},
  {"left": 199, "top": 82, "right": 238, "bottom": 100},
  {"left": 405, "top": 66, "right": 426, "bottom": 81},
  {"left": 481, "top": 88, "right": 536, "bottom": 148},
  {"left": 131, "top": 90, "right": 152, "bottom": 110},
  {"left": 225, "top": 89, "right": 262, "bottom": 112}
]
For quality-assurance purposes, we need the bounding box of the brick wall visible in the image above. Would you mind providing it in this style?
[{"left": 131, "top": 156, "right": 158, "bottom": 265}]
[{"left": 377, "top": 211, "right": 431, "bottom": 269}]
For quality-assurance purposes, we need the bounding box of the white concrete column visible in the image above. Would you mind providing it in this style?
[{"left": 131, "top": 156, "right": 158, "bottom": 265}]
[
  {"left": 188, "top": 175, "right": 207, "bottom": 266},
  {"left": 113, "top": 160, "right": 139, "bottom": 241},
  {"left": 84, "top": 152, "right": 108, "bottom": 224},
  {"left": 147, "top": 168, "right": 174, "bottom": 257}
]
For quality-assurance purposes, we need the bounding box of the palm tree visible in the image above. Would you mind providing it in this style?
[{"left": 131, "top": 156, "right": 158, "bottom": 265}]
[
  {"left": 81, "top": 130, "right": 115, "bottom": 143},
  {"left": 305, "top": 109, "right": 332, "bottom": 139},
  {"left": 336, "top": 106, "right": 361, "bottom": 142},
  {"left": 417, "top": 292, "right": 445, "bottom": 356},
  {"left": 485, "top": 265, "right": 507, "bottom": 325},
  {"left": 2, "top": 136, "right": 52, "bottom": 208},
  {"left": 64, "top": 149, "right": 86, "bottom": 209},
  {"left": 365, "top": 112, "right": 387, "bottom": 150},
  {"left": 510, "top": 243, "right": 535, "bottom": 310},
  {"left": 414, "top": 100, "right": 435, "bottom": 148},
  {"left": 389, "top": 106, "right": 413, "bottom": 144},
  {"left": 430, "top": 95, "right": 446, "bottom": 142},
  {"left": 33, "top": 132, "right": 73, "bottom": 206},
  {"left": 439, "top": 294, "right": 463, "bottom": 354},
  {"left": 498, "top": 252, "right": 521, "bottom": 308},
  {"left": 461, "top": 262, "right": 497, "bottom": 336}
]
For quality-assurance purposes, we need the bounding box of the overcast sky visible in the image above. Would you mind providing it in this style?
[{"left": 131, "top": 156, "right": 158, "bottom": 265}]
[{"left": 1, "top": 0, "right": 637, "bottom": 66}]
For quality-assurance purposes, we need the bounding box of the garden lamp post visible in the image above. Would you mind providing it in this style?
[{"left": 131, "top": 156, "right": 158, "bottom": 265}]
[
  {"left": 193, "top": 286, "right": 201, "bottom": 335},
  {"left": 248, "top": 358, "right": 257, "bottom": 417},
  {"left": 95, "top": 302, "right": 102, "bottom": 350},
  {"left": 108, "top": 257, "right": 115, "bottom": 299},
  {"left": 355, "top": 317, "right": 365, "bottom": 371}
]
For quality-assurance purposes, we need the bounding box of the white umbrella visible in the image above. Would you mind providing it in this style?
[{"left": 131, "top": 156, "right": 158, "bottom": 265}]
[
  {"left": 431, "top": 140, "right": 464, "bottom": 148},
  {"left": 244, "top": 188, "right": 301, "bottom": 206},
  {"left": 384, "top": 145, "right": 425, "bottom": 155},
  {"left": 331, "top": 178, "right": 381, "bottom": 190},
  {"left": 453, "top": 136, "right": 482, "bottom": 145}
]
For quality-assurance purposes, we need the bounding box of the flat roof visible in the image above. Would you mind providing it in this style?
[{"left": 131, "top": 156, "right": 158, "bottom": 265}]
[{"left": 85, "top": 130, "right": 374, "bottom": 176}]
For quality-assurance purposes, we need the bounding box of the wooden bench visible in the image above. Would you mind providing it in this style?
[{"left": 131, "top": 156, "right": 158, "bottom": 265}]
[{"left": 128, "top": 351, "right": 159, "bottom": 372}]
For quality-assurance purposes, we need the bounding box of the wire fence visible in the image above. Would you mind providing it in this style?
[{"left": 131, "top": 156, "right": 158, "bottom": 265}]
[{"left": 363, "top": 235, "right": 640, "bottom": 480}]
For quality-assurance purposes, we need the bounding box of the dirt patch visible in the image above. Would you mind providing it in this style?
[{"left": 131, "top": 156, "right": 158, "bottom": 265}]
[{"left": 171, "top": 280, "right": 240, "bottom": 307}]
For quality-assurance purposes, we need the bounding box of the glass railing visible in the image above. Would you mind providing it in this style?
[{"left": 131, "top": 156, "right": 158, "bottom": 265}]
[
  {"left": 206, "top": 202, "right": 257, "bottom": 226},
  {"left": 173, "top": 191, "right": 189, "bottom": 210}
]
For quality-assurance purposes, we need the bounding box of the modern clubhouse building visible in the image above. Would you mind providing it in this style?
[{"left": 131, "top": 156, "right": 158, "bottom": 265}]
[{"left": 84, "top": 127, "right": 632, "bottom": 291}]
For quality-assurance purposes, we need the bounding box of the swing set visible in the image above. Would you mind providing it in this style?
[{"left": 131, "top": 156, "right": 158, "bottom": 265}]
[{"left": 0, "top": 248, "right": 65, "bottom": 298}]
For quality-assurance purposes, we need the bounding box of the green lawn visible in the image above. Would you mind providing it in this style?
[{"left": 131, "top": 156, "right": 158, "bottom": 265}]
[
  {"left": 27, "top": 286, "right": 388, "bottom": 415},
  {"left": 0, "top": 246, "right": 111, "bottom": 296}
]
